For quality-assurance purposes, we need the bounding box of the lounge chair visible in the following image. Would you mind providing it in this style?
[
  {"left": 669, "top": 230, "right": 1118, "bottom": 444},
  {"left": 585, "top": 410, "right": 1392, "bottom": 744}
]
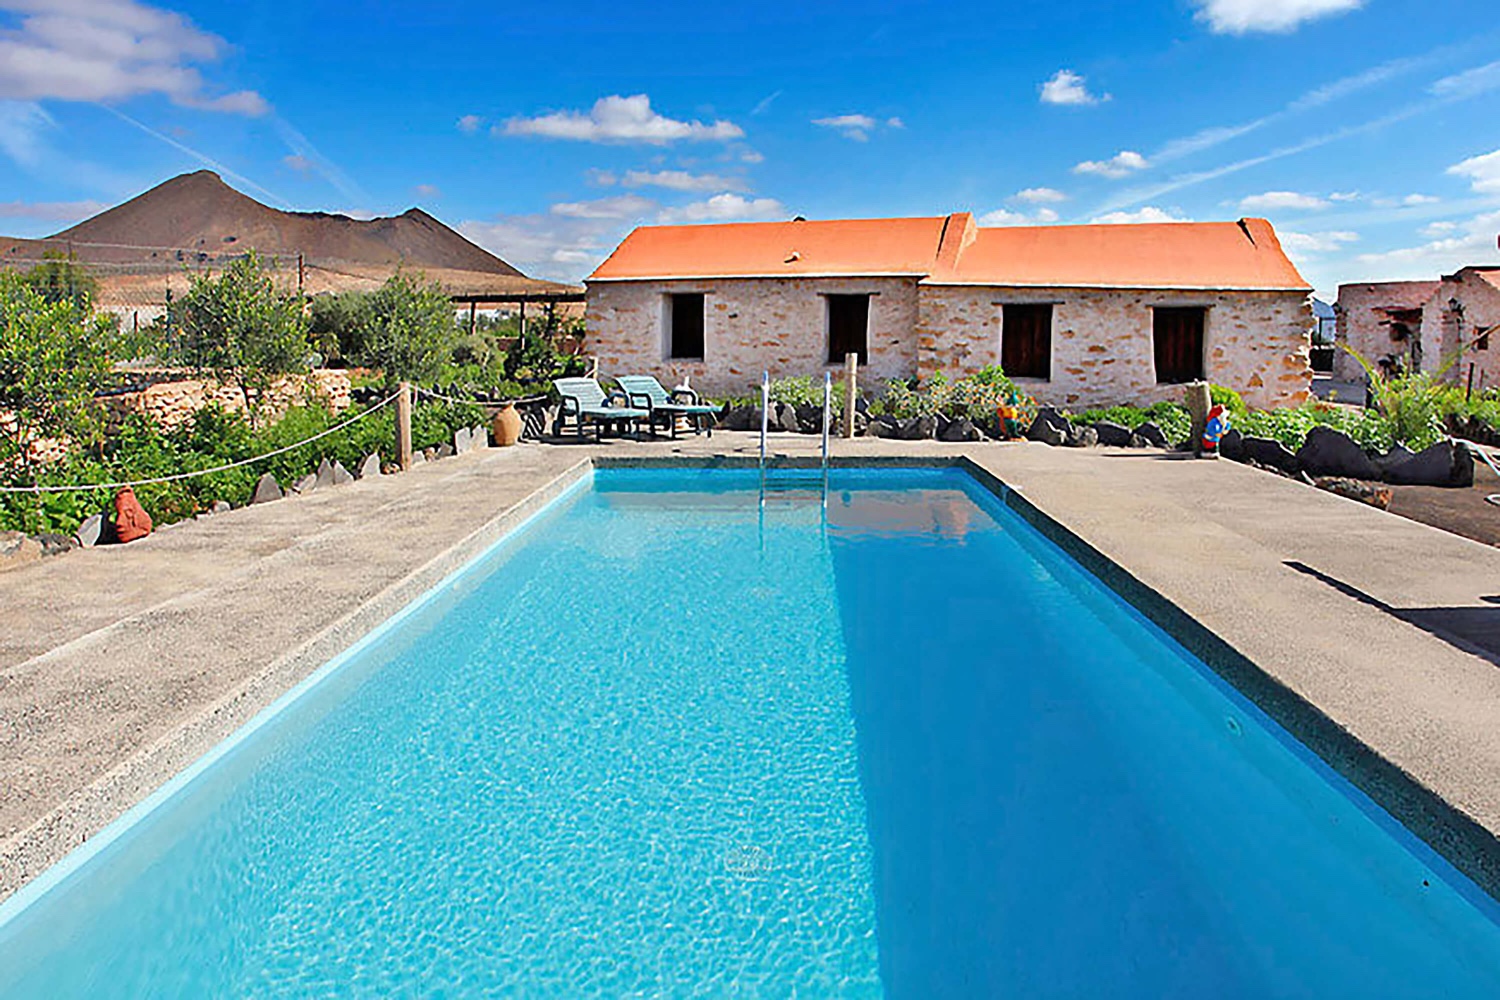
[
  {"left": 552, "top": 377, "right": 649, "bottom": 441},
  {"left": 616, "top": 375, "right": 719, "bottom": 438}
]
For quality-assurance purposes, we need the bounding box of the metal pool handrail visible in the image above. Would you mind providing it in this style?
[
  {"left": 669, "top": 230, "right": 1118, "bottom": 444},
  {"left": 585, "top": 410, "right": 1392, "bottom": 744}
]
[{"left": 759, "top": 371, "right": 769, "bottom": 468}]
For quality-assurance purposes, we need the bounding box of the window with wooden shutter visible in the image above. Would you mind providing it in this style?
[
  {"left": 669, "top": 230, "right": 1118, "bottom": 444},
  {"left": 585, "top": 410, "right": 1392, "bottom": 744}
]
[
  {"left": 1001, "top": 303, "right": 1052, "bottom": 379},
  {"left": 1153, "top": 307, "right": 1206, "bottom": 383}
]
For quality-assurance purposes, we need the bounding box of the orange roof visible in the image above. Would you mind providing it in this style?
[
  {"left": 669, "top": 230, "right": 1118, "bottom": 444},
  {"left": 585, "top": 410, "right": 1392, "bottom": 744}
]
[
  {"left": 930, "top": 217, "right": 1309, "bottom": 290},
  {"left": 588, "top": 212, "right": 1310, "bottom": 291},
  {"left": 589, "top": 216, "right": 950, "bottom": 280}
]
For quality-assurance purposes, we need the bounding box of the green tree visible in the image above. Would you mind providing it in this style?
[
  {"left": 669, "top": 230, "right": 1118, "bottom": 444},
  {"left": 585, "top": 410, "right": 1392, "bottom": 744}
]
[
  {"left": 23, "top": 251, "right": 100, "bottom": 310},
  {"left": 351, "top": 272, "right": 459, "bottom": 388},
  {"left": 0, "top": 271, "right": 128, "bottom": 473},
  {"left": 307, "top": 290, "right": 374, "bottom": 364},
  {"left": 166, "top": 252, "right": 310, "bottom": 425}
]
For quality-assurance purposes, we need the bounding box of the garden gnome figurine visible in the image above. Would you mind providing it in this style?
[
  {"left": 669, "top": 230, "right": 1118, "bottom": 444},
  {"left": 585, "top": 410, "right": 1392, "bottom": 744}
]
[
  {"left": 113, "top": 487, "right": 153, "bottom": 543},
  {"left": 1200, "top": 404, "right": 1229, "bottom": 459}
]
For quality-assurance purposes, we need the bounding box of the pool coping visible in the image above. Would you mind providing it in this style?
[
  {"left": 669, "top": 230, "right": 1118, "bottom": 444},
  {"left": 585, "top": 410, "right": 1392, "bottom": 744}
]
[{"left": 598, "top": 454, "right": 1500, "bottom": 902}]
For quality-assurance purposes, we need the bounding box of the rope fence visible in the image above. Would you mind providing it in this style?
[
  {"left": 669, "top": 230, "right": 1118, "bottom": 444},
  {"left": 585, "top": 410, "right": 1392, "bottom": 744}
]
[{"left": 0, "top": 389, "right": 401, "bottom": 494}]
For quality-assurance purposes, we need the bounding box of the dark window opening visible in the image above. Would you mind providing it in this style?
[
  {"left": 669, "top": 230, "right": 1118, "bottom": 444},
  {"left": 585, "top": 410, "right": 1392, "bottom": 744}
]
[
  {"left": 1153, "top": 306, "right": 1206, "bottom": 384},
  {"left": 827, "top": 294, "right": 869, "bottom": 364},
  {"left": 1001, "top": 303, "right": 1053, "bottom": 379},
  {"left": 667, "top": 293, "right": 705, "bottom": 360}
]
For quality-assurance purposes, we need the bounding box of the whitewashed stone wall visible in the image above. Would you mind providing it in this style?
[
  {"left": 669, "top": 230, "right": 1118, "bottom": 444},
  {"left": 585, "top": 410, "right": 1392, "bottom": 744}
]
[
  {"left": 1419, "top": 271, "right": 1500, "bottom": 393},
  {"left": 1332, "top": 282, "right": 1435, "bottom": 383},
  {"left": 585, "top": 277, "right": 919, "bottom": 398},
  {"left": 585, "top": 279, "right": 1311, "bottom": 408},
  {"left": 915, "top": 286, "right": 1311, "bottom": 409}
]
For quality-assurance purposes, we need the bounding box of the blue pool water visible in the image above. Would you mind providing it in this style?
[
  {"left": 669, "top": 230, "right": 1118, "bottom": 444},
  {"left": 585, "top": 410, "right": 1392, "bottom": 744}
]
[{"left": 2, "top": 467, "right": 1498, "bottom": 996}]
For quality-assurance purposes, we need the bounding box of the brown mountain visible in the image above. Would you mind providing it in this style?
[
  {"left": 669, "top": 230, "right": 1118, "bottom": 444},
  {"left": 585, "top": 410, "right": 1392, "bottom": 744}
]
[
  {"left": 0, "top": 172, "right": 577, "bottom": 309},
  {"left": 6, "top": 170, "right": 523, "bottom": 275}
]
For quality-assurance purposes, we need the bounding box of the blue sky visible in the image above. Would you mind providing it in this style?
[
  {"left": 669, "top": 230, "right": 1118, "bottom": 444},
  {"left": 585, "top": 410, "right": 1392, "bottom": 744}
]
[{"left": 2, "top": 0, "right": 1499, "bottom": 299}]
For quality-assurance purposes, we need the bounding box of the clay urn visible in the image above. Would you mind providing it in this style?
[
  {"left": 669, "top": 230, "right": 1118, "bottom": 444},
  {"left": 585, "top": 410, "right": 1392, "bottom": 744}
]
[{"left": 491, "top": 402, "right": 523, "bottom": 447}]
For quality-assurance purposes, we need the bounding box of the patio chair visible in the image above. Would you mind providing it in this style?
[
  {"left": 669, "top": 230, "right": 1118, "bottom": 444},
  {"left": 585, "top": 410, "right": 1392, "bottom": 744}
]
[
  {"left": 552, "top": 377, "right": 649, "bottom": 442},
  {"left": 616, "top": 375, "right": 719, "bottom": 438}
]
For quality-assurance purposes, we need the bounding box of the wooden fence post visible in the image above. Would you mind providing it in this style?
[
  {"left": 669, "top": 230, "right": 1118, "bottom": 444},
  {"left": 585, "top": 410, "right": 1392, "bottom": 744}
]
[
  {"left": 842, "top": 353, "right": 858, "bottom": 439},
  {"left": 1184, "top": 380, "right": 1211, "bottom": 456},
  {"left": 396, "top": 381, "right": 414, "bottom": 471}
]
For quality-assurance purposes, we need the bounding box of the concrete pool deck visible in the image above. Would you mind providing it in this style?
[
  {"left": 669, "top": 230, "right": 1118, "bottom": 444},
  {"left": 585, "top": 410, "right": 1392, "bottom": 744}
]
[{"left": 3, "top": 433, "right": 1500, "bottom": 902}]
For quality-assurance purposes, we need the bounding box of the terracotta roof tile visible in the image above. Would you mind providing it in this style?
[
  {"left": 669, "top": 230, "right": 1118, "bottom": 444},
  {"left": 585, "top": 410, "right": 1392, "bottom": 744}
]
[
  {"left": 589, "top": 216, "right": 949, "bottom": 280},
  {"left": 588, "top": 213, "right": 1310, "bottom": 291},
  {"left": 929, "top": 217, "right": 1309, "bottom": 290}
]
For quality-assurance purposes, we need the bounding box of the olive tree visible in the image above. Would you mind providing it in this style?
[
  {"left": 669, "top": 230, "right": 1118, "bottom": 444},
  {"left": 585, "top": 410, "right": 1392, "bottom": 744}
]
[
  {"left": 0, "top": 271, "right": 127, "bottom": 472},
  {"left": 166, "top": 252, "right": 310, "bottom": 425},
  {"left": 350, "top": 272, "right": 459, "bottom": 389}
]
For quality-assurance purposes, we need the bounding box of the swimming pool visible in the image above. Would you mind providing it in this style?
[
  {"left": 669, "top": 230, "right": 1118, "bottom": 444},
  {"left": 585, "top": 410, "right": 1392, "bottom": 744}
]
[{"left": 1, "top": 466, "right": 1497, "bottom": 996}]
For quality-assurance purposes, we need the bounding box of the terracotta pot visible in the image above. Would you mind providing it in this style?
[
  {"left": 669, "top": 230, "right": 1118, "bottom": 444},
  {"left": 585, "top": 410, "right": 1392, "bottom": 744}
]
[{"left": 491, "top": 402, "right": 523, "bottom": 447}]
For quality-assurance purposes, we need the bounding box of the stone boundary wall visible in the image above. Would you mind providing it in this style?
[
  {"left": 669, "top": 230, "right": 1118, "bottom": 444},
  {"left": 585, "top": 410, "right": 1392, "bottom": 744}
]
[{"left": 102, "top": 369, "right": 353, "bottom": 433}]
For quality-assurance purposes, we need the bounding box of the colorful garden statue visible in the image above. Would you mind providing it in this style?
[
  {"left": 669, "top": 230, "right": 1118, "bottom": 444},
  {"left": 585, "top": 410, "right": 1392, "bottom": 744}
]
[
  {"left": 996, "top": 390, "right": 1026, "bottom": 440},
  {"left": 1201, "top": 403, "right": 1230, "bottom": 457}
]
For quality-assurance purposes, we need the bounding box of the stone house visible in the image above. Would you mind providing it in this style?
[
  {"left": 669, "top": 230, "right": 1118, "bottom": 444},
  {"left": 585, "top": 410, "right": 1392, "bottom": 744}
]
[
  {"left": 585, "top": 213, "right": 1313, "bottom": 408},
  {"left": 1335, "top": 268, "right": 1500, "bottom": 392}
]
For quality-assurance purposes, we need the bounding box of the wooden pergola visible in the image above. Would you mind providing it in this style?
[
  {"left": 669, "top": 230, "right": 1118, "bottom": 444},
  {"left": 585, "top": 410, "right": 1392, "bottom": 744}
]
[{"left": 449, "top": 289, "right": 586, "bottom": 337}]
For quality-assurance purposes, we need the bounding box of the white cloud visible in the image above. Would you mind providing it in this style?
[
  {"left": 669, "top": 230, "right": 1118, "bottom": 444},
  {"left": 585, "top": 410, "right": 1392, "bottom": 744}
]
[
  {"left": 1073, "top": 150, "right": 1149, "bottom": 178},
  {"left": 886, "top": 116, "right": 905, "bottom": 129},
  {"left": 1449, "top": 149, "right": 1500, "bottom": 194},
  {"left": 460, "top": 213, "right": 618, "bottom": 282},
  {"left": 1089, "top": 206, "right": 1191, "bottom": 224},
  {"left": 456, "top": 114, "right": 484, "bottom": 134},
  {"left": 751, "top": 90, "right": 781, "bottom": 116},
  {"left": 1239, "top": 190, "right": 1329, "bottom": 211},
  {"left": 1351, "top": 210, "right": 1500, "bottom": 282},
  {"left": 656, "top": 193, "right": 786, "bottom": 224},
  {"left": 413, "top": 183, "right": 439, "bottom": 199},
  {"left": 738, "top": 148, "right": 765, "bottom": 164},
  {"left": 1420, "top": 220, "right": 1457, "bottom": 238},
  {"left": 1429, "top": 60, "right": 1500, "bottom": 100},
  {"left": 549, "top": 194, "right": 655, "bottom": 220},
  {"left": 1402, "top": 193, "right": 1440, "bottom": 206},
  {"left": 1192, "top": 0, "right": 1364, "bottom": 35},
  {"left": 620, "top": 169, "right": 749, "bottom": 193},
  {"left": 978, "top": 206, "right": 1060, "bottom": 227},
  {"left": 0, "top": 99, "right": 52, "bottom": 166},
  {"left": 502, "top": 94, "right": 742, "bottom": 145},
  {"left": 1329, "top": 190, "right": 1361, "bottom": 201},
  {"left": 0, "top": 198, "right": 106, "bottom": 220},
  {"left": 1015, "top": 187, "right": 1068, "bottom": 204},
  {"left": 282, "top": 153, "right": 313, "bottom": 173},
  {"left": 0, "top": 0, "right": 268, "bottom": 115},
  {"left": 1278, "top": 230, "right": 1358, "bottom": 254},
  {"left": 812, "top": 114, "right": 880, "bottom": 141},
  {"left": 1039, "top": 70, "right": 1108, "bottom": 106}
]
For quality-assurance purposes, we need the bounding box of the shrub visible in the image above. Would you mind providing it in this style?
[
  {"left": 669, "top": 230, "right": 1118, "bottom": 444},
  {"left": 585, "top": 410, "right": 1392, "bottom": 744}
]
[
  {"left": 0, "top": 271, "right": 132, "bottom": 474},
  {"left": 0, "top": 397, "right": 485, "bottom": 536}
]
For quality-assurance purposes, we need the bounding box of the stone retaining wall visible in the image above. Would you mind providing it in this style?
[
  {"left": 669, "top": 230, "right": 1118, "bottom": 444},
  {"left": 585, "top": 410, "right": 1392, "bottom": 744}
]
[{"left": 103, "top": 369, "right": 352, "bottom": 433}]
